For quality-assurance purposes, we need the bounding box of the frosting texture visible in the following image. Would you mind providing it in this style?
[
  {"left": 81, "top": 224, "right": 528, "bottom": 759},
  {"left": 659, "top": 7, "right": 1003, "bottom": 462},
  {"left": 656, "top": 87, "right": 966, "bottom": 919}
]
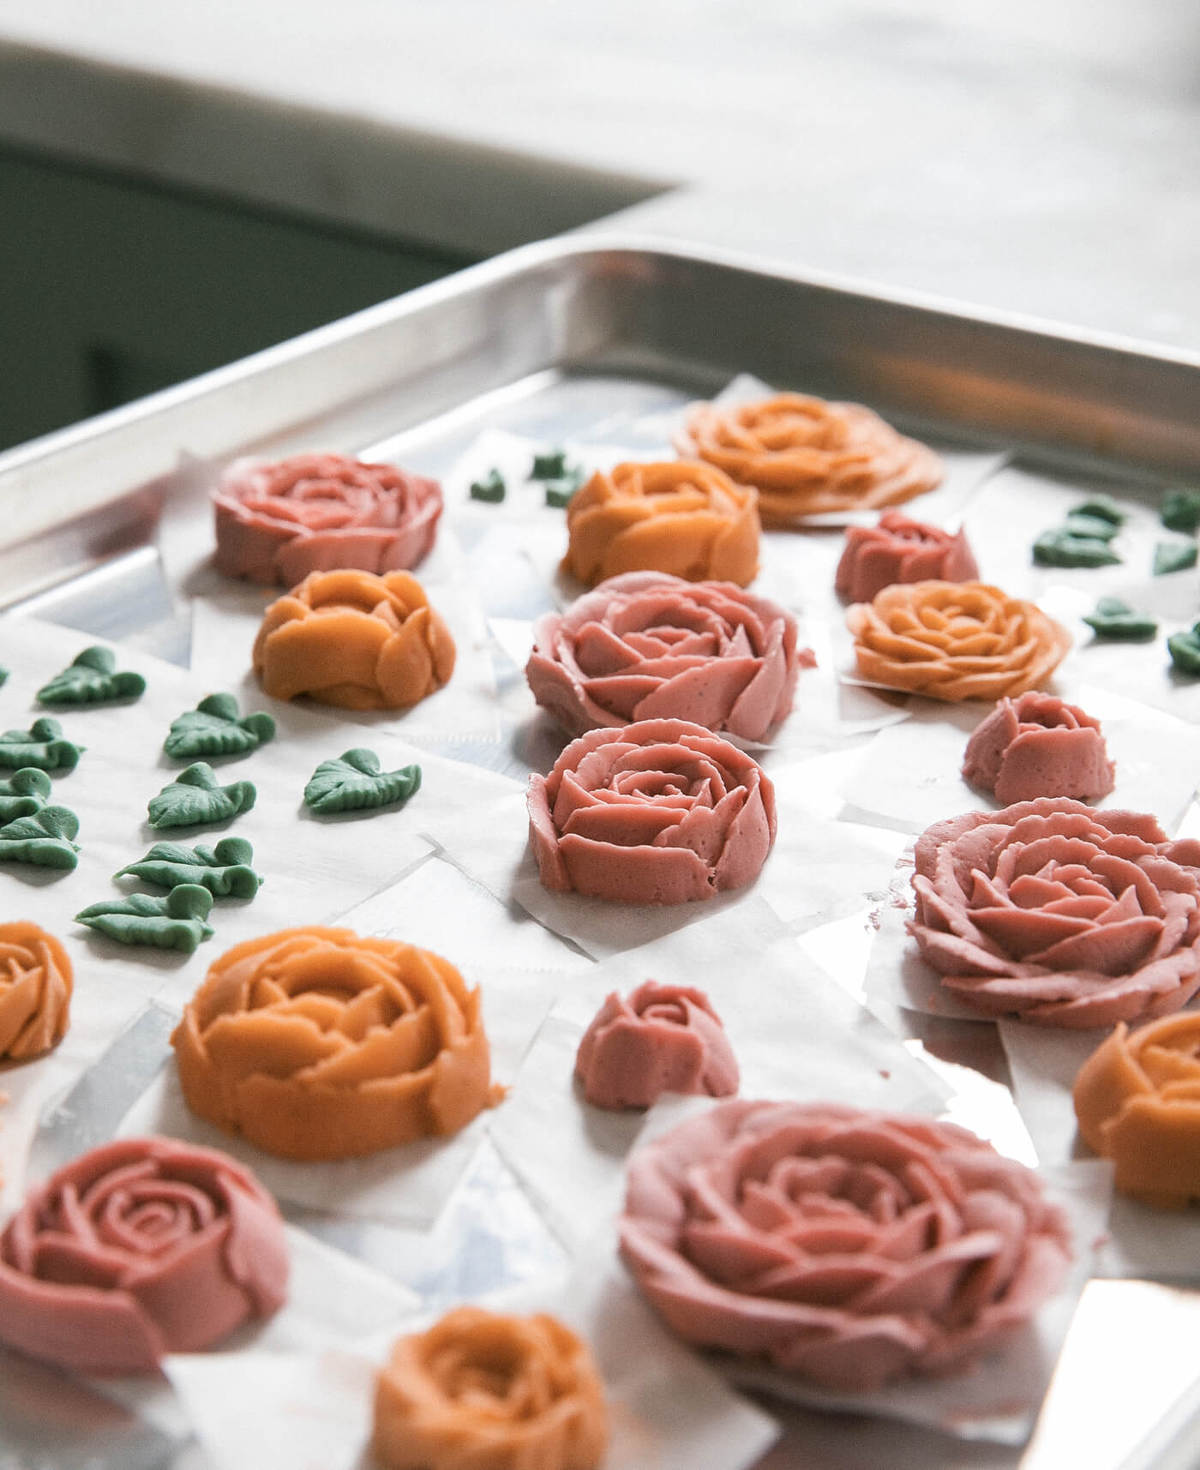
[
  {"left": 679, "top": 393, "right": 943, "bottom": 524},
  {"left": 835, "top": 511, "right": 979, "bottom": 603},
  {"left": 962, "top": 693, "right": 1115, "bottom": 804},
  {"left": 562, "top": 461, "right": 759, "bottom": 588},
  {"left": 172, "top": 927, "right": 496, "bottom": 1160},
  {"left": 575, "top": 979, "right": 739, "bottom": 1108},
  {"left": 527, "top": 718, "right": 776, "bottom": 904},
  {"left": 527, "top": 571, "right": 812, "bottom": 741},
  {"left": 213, "top": 452, "right": 442, "bottom": 584},
  {"left": 846, "top": 580, "right": 1071, "bottom": 701},
  {"left": 1073, "top": 1013, "right": 1200, "bottom": 1207},
  {"left": 909, "top": 798, "right": 1200, "bottom": 1026},
  {"left": 619, "top": 1099, "right": 1070, "bottom": 1390},
  {"left": 0, "top": 921, "right": 71, "bottom": 1061},
  {"left": 373, "top": 1307, "right": 608, "bottom": 1470},
  {"left": 0, "top": 1137, "right": 287, "bottom": 1373},
  {"left": 253, "top": 569, "right": 455, "bottom": 710}
]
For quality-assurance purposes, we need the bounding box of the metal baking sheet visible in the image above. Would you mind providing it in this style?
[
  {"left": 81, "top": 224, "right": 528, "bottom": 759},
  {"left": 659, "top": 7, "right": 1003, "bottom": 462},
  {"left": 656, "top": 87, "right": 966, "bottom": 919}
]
[{"left": 2, "top": 237, "right": 1200, "bottom": 1470}]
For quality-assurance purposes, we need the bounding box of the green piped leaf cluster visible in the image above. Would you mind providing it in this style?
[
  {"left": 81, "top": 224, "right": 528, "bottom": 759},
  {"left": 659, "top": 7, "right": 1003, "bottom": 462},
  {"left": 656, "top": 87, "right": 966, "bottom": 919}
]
[
  {"left": 164, "top": 693, "right": 276, "bottom": 760},
  {"left": 37, "top": 646, "right": 146, "bottom": 706},
  {"left": 0, "top": 718, "right": 83, "bottom": 771},
  {"left": 1032, "top": 498, "right": 1124, "bottom": 568},
  {"left": 147, "top": 762, "right": 257, "bottom": 830},
  {"left": 116, "top": 836, "right": 262, "bottom": 898},
  {"left": 76, "top": 884, "right": 214, "bottom": 953},
  {"left": 0, "top": 805, "right": 80, "bottom": 870},
  {"left": 304, "top": 748, "right": 422, "bottom": 815},
  {"left": 0, "top": 768, "right": 53, "bottom": 821}
]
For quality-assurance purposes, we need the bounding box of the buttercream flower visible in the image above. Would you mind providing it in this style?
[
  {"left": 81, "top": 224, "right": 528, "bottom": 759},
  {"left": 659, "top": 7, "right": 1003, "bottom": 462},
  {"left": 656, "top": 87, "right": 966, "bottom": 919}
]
[
  {"left": 562, "top": 461, "right": 759, "bottom": 588},
  {"left": 619, "top": 1099, "right": 1071, "bottom": 1391},
  {"left": 526, "top": 571, "right": 812, "bottom": 742},
  {"left": 909, "top": 798, "right": 1200, "bottom": 1027},
  {"left": 962, "top": 693, "right": 1114, "bottom": 805},
  {"left": 835, "top": 511, "right": 979, "bottom": 603},
  {"left": 213, "top": 452, "right": 442, "bottom": 585},
  {"left": 172, "top": 927, "right": 498, "bottom": 1161},
  {"left": 252, "top": 568, "right": 455, "bottom": 710},
  {"left": 0, "top": 921, "right": 71, "bottom": 1062},
  {"left": 373, "top": 1307, "right": 608, "bottom": 1470},
  {"left": 0, "top": 1136, "right": 288, "bottom": 1374},
  {"left": 1073, "top": 1013, "right": 1200, "bottom": 1208},
  {"left": 846, "top": 580, "right": 1071, "bottom": 701},
  {"left": 527, "top": 718, "right": 776, "bottom": 904},
  {"left": 575, "top": 979, "right": 739, "bottom": 1109},
  {"left": 678, "top": 393, "right": 943, "bottom": 525}
]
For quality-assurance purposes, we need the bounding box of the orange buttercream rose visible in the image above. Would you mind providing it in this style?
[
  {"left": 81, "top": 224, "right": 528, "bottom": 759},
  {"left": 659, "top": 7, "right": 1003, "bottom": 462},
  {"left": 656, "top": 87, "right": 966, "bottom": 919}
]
[
  {"left": 252, "top": 569, "right": 455, "bottom": 710},
  {"left": 373, "top": 1307, "right": 608, "bottom": 1470},
  {"left": 1074, "top": 1014, "right": 1200, "bottom": 1208},
  {"left": 563, "top": 461, "right": 759, "bottom": 588},
  {"left": 679, "top": 392, "right": 943, "bottom": 524},
  {"left": 846, "top": 580, "right": 1071, "bottom": 701},
  {"left": 0, "top": 922, "right": 71, "bottom": 1062},
  {"left": 171, "top": 927, "right": 498, "bottom": 1161}
]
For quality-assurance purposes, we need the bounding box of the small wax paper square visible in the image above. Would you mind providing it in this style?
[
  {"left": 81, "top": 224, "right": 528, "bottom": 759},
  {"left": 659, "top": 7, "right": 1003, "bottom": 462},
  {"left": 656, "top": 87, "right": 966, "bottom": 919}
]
[
  {"left": 998, "top": 1018, "right": 1200, "bottom": 1282},
  {"left": 837, "top": 683, "right": 1200, "bottom": 836},
  {"left": 489, "top": 916, "right": 951, "bottom": 1251}
]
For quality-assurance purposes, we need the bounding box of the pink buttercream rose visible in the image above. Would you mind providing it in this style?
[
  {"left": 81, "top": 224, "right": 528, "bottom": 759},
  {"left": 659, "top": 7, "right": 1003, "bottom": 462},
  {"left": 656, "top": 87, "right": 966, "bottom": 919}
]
[
  {"left": 527, "top": 718, "right": 776, "bottom": 904},
  {"left": 0, "top": 1136, "right": 289, "bottom": 1373},
  {"left": 575, "top": 980, "right": 740, "bottom": 1108},
  {"left": 619, "top": 1100, "right": 1071, "bottom": 1391},
  {"left": 213, "top": 452, "right": 442, "bottom": 585},
  {"left": 835, "top": 511, "right": 979, "bottom": 603},
  {"left": 962, "top": 693, "right": 1115, "bottom": 805},
  {"left": 909, "top": 798, "right": 1200, "bottom": 1026},
  {"left": 526, "top": 572, "right": 814, "bottom": 742}
]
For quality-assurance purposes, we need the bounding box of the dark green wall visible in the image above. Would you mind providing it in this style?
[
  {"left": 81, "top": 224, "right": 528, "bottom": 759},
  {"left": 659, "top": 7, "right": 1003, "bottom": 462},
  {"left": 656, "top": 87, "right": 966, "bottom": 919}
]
[{"left": 0, "top": 145, "right": 475, "bottom": 450}]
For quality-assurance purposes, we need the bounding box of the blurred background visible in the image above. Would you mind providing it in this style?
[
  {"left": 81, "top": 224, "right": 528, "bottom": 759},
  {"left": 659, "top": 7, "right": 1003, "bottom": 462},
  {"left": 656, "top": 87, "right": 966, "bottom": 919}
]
[{"left": 1, "top": 0, "right": 1196, "bottom": 450}]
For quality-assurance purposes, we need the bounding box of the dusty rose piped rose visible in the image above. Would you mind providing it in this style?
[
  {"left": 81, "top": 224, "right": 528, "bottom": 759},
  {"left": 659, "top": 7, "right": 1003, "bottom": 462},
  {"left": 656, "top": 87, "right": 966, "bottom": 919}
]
[
  {"left": 527, "top": 718, "right": 776, "bottom": 904},
  {"left": 835, "top": 511, "right": 979, "bottom": 602},
  {"left": 0, "top": 921, "right": 71, "bottom": 1061},
  {"left": 909, "top": 798, "right": 1200, "bottom": 1027},
  {"left": 213, "top": 452, "right": 442, "bottom": 585},
  {"left": 619, "top": 1099, "right": 1071, "bottom": 1391},
  {"left": 527, "top": 572, "right": 813, "bottom": 741},
  {"left": 962, "top": 693, "right": 1114, "bottom": 805},
  {"left": 575, "top": 980, "right": 739, "bottom": 1109}
]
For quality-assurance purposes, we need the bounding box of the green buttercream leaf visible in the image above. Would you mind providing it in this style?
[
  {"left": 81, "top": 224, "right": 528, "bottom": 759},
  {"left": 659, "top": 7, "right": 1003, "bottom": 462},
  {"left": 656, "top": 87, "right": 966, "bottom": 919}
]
[
  {"left": 1153, "top": 540, "right": 1198, "bottom": 576},
  {"left": 0, "top": 804, "right": 80, "bottom": 870},
  {"left": 303, "top": 748, "right": 422, "bottom": 815},
  {"left": 1032, "top": 528, "right": 1122, "bottom": 568},
  {"left": 0, "top": 717, "right": 84, "bottom": 771},
  {"left": 37, "top": 646, "right": 147, "bottom": 706},
  {"left": 147, "top": 762, "right": 257, "bottom": 829},
  {"left": 76, "top": 883, "right": 214, "bottom": 953},
  {"left": 544, "top": 472, "right": 585, "bottom": 508},
  {"left": 469, "top": 467, "right": 506, "bottom": 503},
  {"left": 1161, "top": 489, "right": 1200, "bottom": 534},
  {"left": 530, "top": 448, "right": 570, "bottom": 480},
  {"left": 1083, "top": 597, "right": 1159, "bottom": 642},
  {"left": 0, "top": 767, "right": 53, "bottom": 821},
  {"left": 116, "top": 835, "right": 262, "bottom": 898},
  {"left": 1072, "top": 496, "right": 1125, "bottom": 526},
  {"left": 1168, "top": 624, "right": 1200, "bottom": 676},
  {"left": 164, "top": 693, "right": 276, "bottom": 759},
  {"left": 0, "top": 666, "right": 8, "bottom": 687},
  {"left": 1063, "top": 511, "right": 1120, "bottom": 542}
]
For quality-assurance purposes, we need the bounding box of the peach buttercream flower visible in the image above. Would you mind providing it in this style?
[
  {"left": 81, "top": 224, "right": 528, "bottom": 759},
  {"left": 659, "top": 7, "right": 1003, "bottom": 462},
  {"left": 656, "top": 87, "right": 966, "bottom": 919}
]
[
  {"left": 679, "top": 393, "right": 943, "bottom": 524},
  {"left": 962, "top": 692, "right": 1114, "bottom": 805},
  {"left": 213, "top": 452, "right": 442, "bottom": 585},
  {"left": 0, "top": 1136, "right": 288, "bottom": 1373},
  {"left": 252, "top": 568, "right": 455, "bottom": 710},
  {"left": 527, "top": 718, "right": 776, "bottom": 904},
  {"left": 562, "top": 461, "right": 759, "bottom": 588},
  {"left": 0, "top": 921, "right": 71, "bottom": 1061},
  {"left": 846, "top": 580, "right": 1071, "bottom": 701},
  {"left": 835, "top": 510, "right": 979, "bottom": 603},
  {"left": 909, "top": 798, "right": 1200, "bottom": 1027},
  {"left": 575, "top": 979, "right": 739, "bottom": 1109},
  {"left": 619, "top": 1099, "right": 1072, "bottom": 1391},
  {"left": 1073, "top": 1013, "right": 1200, "bottom": 1208},
  {"left": 172, "top": 927, "right": 498, "bottom": 1161},
  {"left": 373, "top": 1307, "right": 608, "bottom": 1470},
  {"left": 527, "top": 571, "right": 812, "bottom": 741}
]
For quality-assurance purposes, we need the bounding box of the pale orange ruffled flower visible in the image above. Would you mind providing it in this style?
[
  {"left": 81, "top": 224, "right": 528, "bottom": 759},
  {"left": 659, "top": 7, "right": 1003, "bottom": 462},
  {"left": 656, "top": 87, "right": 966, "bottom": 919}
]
[{"left": 0, "top": 922, "right": 71, "bottom": 1062}]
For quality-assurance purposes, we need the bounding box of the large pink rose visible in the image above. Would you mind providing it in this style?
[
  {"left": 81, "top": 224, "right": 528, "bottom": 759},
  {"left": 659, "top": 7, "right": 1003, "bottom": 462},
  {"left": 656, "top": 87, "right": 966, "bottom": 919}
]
[
  {"left": 213, "top": 452, "right": 442, "bottom": 585},
  {"left": 527, "top": 718, "right": 776, "bottom": 904},
  {"left": 526, "top": 572, "right": 813, "bottom": 742},
  {"left": 0, "top": 1136, "right": 289, "bottom": 1373},
  {"left": 909, "top": 798, "right": 1200, "bottom": 1026},
  {"left": 619, "top": 1100, "right": 1072, "bottom": 1391}
]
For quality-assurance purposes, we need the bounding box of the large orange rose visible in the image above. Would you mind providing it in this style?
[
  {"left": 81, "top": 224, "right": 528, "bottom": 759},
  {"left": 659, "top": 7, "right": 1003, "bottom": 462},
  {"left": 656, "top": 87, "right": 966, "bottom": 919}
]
[
  {"left": 0, "top": 921, "right": 71, "bottom": 1062},
  {"left": 172, "top": 927, "right": 498, "bottom": 1161},
  {"left": 562, "top": 461, "right": 759, "bottom": 587},
  {"left": 373, "top": 1307, "right": 608, "bottom": 1470},
  {"left": 252, "top": 568, "right": 455, "bottom": 710},
  {"left": 846, "top": 580, "right": 1071, "bottom": 701},
  {"left": 679, "top": 393, "right": 943, "bottom": 524}
]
